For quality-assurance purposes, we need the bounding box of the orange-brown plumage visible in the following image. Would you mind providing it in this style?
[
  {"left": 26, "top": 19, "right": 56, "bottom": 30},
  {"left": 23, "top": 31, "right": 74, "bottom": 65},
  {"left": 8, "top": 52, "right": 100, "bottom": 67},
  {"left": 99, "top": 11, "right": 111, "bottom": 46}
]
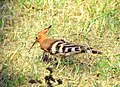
[
  {"left": 40, "top": 39, "right": 57, "bottom": 52},
  {"left": 29, "top": 25, "right": 58, "bottom": 52},
  {"left": 29, "top": 25, "right": 102, "bottom": 56}
]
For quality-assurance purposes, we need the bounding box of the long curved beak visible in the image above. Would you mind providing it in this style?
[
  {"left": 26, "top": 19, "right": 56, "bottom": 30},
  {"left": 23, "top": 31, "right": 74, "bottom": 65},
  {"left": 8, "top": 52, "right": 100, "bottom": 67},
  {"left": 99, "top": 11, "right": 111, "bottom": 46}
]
[
  {"left": 48, "top": 25, "right": 52, "bottom": 29},
  {"left": 28, "top": 41, "right": 36, "bottom": 52},
  {"left": 44, "top": 25, "right": 52, "bottom": 30}
]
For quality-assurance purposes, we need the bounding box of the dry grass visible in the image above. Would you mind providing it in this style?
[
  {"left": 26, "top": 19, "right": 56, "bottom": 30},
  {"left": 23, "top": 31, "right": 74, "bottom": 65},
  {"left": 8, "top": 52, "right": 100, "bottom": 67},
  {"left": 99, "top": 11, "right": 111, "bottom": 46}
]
[{"left": 0, "top": 0, "right": 120, "bottom": 87}]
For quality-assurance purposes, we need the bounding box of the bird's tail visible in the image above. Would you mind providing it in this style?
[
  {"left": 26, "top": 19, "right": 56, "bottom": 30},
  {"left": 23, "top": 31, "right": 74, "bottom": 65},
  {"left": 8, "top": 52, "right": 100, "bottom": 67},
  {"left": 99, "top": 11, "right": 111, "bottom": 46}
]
[{"left": 85, "top": 48, "right": 102, "bottom": 54}]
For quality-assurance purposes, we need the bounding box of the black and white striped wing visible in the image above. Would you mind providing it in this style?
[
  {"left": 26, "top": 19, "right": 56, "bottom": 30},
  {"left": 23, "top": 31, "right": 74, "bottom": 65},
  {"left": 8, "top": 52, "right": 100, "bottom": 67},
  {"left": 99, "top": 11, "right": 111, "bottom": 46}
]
[{"left": 49, "top": 40, "right": 85, "bottom": 56}]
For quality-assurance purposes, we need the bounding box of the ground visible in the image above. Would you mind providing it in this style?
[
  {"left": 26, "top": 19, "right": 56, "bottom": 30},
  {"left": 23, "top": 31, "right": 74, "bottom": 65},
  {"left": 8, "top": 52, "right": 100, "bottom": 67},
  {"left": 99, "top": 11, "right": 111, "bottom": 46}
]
[{"left": 0, "top": 0, "right": 120, "bottom": 87}]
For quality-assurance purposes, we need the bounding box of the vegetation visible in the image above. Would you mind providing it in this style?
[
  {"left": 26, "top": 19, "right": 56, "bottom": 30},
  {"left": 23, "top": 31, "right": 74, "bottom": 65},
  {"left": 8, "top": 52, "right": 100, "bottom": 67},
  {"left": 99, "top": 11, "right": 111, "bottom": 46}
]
[{"left": 0, "top": 0, "right": 120, "bottom": 87}]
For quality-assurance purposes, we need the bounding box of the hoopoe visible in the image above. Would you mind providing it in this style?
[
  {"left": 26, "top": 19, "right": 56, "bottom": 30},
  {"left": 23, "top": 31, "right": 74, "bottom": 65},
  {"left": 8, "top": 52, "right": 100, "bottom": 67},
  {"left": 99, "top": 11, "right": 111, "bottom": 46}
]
[{"left": 29, "top": 25, "right": 102, "bottom": 57}]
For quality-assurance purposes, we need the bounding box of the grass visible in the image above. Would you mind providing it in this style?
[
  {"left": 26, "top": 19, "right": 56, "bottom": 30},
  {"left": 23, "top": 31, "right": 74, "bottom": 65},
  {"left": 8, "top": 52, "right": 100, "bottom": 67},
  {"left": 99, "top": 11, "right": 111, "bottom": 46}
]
[{"left": 0, "top": 0, "right": 120, "bottom": 87}]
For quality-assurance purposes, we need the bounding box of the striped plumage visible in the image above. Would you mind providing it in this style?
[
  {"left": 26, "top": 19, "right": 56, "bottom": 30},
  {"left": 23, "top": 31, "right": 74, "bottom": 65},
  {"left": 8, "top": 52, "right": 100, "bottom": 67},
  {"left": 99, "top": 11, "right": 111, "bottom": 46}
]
[{"left": 29, "top": 25, "right": 102, "bottom": 57}]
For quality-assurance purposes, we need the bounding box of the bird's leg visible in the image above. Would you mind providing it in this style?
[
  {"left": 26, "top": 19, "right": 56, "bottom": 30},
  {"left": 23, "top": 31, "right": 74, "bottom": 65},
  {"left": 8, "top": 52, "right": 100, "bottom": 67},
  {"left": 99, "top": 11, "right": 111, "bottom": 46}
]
[{"left": 42, "top": 51, "right": 49, "bottom": 62}]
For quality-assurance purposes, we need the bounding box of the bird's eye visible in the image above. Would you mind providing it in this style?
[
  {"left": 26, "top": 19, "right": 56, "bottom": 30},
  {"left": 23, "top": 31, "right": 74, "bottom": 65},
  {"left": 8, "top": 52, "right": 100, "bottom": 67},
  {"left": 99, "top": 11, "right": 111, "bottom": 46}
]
[{"left": 36, "top": 37, "right": 38, "bottom": 39}]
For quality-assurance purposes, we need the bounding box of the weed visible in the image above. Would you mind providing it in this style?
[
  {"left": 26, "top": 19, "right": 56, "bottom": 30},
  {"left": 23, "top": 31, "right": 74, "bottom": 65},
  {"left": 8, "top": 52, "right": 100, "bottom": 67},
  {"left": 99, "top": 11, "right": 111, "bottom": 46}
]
[{"left": 0, "top": 0, "right": 119, "bottom": 87}]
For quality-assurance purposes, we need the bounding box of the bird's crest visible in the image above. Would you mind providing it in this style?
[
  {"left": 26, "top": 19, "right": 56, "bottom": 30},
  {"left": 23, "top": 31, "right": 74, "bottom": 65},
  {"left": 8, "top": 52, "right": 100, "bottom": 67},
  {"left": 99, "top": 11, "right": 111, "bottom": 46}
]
[{"left": 28, "top": 25, "right": 52, "bottom": 52}]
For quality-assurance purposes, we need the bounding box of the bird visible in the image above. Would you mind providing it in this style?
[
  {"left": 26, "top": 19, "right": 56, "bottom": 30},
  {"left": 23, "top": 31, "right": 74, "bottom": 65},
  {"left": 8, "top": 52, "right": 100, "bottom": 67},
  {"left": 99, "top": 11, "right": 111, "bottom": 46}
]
[{"left": 29, "top": 25, "right": 102, "bottom": 57}]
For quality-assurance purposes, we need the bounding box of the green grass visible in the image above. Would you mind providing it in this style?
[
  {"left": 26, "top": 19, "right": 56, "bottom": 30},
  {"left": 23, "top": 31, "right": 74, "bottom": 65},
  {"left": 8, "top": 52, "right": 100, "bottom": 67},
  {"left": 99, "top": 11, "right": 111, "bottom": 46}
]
[{"left": 0, "top": 0, "right": 120, "bottom": 87}]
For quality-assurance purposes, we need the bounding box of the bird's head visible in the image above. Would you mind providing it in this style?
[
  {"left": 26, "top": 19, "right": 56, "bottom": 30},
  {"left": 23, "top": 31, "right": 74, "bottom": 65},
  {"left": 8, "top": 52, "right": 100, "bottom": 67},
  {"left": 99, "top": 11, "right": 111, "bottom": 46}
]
[{"left": 28, "top": 25, "right": 52, "bottom": 52}]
